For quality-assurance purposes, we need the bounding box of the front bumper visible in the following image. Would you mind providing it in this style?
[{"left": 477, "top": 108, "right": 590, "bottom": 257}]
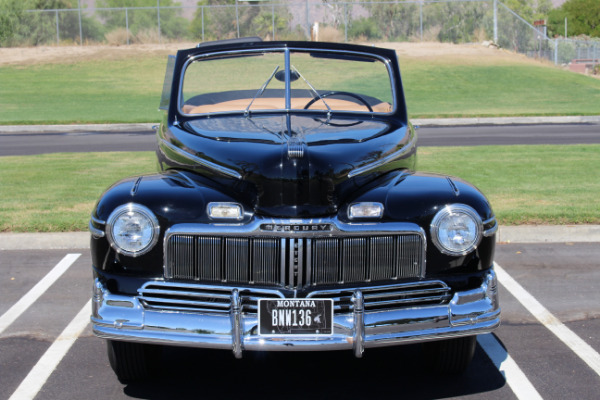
[{"left": 92, "top": 270, "right": 500, "bottom": 358}]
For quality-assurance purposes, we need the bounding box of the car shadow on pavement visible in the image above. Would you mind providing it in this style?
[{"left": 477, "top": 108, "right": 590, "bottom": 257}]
[{"left": 123, "top": 343, "right": 505, "bottom": 399}]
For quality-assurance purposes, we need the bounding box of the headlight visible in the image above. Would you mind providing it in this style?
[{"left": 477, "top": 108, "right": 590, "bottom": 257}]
[
  {"left": 106, "top": 203, "right": 160, "bottom": 257},
  {"left": 430, "top": 204, "right": 482, "bottom": 256}
]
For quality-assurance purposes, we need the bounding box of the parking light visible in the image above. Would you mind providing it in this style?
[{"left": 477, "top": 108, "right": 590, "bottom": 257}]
[
  {"left": 208, "top": 202, "right": 244, "bottom": 220},
  {"left": 348, "top": 202, "right": 384, "bottom": 219}
]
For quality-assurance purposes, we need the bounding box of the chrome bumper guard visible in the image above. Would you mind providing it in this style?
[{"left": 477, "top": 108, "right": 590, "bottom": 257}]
[{"left": 91, "top": 270, "right": 500, "bottom": 358}]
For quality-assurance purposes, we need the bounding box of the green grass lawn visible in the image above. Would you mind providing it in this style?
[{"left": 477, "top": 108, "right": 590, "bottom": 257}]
[
  {"left": 1, "top": 145, "right": 598, "bottom": 232},
  {"left": 1, "top": 51, "right": 599, "bottom": 124},
  {"left": 403, "top": 64, "right": 600, "bottom": 117}
]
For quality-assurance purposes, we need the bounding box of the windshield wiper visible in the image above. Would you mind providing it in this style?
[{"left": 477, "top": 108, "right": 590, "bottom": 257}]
[
  {"left": 291, "top": 65, "right": 332, "bottom": 121},
  {"left": 244, "top": 65, "right": 280, "bottom": 117}
]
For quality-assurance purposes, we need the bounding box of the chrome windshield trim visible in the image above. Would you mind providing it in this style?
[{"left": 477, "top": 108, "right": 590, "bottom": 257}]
[
  {"left": 178, "top": 46, "right": 397, "bottom": 117},
  {"left": 348, "top": 131, "right": 417, "bottom": 178},
  {"left": 159, "top": 138, "right": 242, "bottom": 180}
]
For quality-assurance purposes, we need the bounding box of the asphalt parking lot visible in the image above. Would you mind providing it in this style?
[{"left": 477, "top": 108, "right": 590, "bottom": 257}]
[{"left": 1, "top": 241, "right": 599, "bottom": 399}]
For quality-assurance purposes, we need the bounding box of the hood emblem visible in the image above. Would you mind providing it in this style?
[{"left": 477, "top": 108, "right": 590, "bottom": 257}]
[{"left": 260, "top": 224, "right": 332, "bottom": 232}]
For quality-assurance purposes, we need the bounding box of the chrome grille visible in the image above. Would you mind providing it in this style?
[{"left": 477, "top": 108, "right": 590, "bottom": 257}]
[
  {"left": 165, "top": 233, "right": 424, "bottom": 288},
  {"left": 138, "top": 282, "right": 284, "bottom": 314},
  {"left": 308, "top": 281, "right": 452, "bottom": 312},
  {"left": 137, "top": 281, "right": 450, "bottom": 315}
]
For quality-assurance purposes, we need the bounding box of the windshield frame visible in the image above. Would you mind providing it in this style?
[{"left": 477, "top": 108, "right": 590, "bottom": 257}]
[{"left": 177, "top": 46, "right": 397, "bottom": 118}]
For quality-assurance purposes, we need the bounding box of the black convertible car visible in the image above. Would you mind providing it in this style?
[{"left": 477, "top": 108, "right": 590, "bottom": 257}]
[{"left": 89, "top": 38, "right": 500, "bottom": 381}]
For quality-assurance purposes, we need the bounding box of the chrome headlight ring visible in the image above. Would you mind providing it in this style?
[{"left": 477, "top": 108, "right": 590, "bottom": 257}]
[
  {"left": 430, "top": 204, "right": 483, "bottom": 256},
  {"left": 105, "top": 203, "right": 160, "bottom": 257}
]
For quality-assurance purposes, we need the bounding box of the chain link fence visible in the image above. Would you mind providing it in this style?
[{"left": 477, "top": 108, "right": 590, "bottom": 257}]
[{"left": 4, "top": 1, "right": 599, "bottom": 69}]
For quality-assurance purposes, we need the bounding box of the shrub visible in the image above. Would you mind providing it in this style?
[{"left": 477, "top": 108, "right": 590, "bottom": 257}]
[
  {"left": 104, "top": 27, "right": 130, "bottom": 45},
  {"left": 318, "top": 25, "right": 343, "bottom": 42},
  {"left": 348, "top": 17, "right": 381, "bottom": 40}
]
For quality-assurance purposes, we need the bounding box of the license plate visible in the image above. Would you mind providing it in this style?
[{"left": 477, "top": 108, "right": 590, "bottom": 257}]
[{"left": 258, "top": 299, "right": 333, "bottom": 335}]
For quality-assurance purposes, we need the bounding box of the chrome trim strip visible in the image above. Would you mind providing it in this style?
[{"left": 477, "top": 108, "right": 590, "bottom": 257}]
[
  {"left": 159, "top": 138, "right": 242, "bottom": 180},
  {"left": 446, "top": 177, "right": 460, "bottom": 196},
  {"left": 130, "top": 176, "right": 143, "bottom": 196},
  {"left": 90, "top": 215, "right": 106, "bottom": 226},
  {"left": 280, "top": 238, "right": 287, "bottom": 287},
  {"left": 297, "top": 238, "right": 304, "bottom": 288},
  {"left": 305, "top": 238, "right": 312, "bottom": 287},
  {"left": 483, "top": 217, "right": 499, "bottom": 237},
  {"left": 89, "top": 221, "right": 105, "bottom": 238},
  {"left": 164, "top": 218, "right": 425, "bottom": 238},
  {"left": 348, "top": 134, "right": 417, "bottom": 178}
]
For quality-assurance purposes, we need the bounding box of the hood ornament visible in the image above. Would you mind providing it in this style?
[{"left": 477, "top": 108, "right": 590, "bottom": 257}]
[{"left": 287, "top": 137, "right": 304, "bottom": 159}]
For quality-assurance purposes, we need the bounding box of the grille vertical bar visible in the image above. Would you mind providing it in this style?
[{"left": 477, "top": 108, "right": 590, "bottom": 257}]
[
  {"left": 311, "top": 237, "right": 339, "bottom": 284},
  {"left": 224, "top": 238, "right": 249, "bottom": 282},
  {"left": 342, "top": 237, "right": 367, "bottom": 283},
  {"left": 197, "top": 236, "right": 221, "bottom": 281},
  {"left": 166, "top": 235, "right": 195, "bottom": 280},
  {"left": 252, "top": 238, "right": 280, "bottom": 284},
  {"left": 397, "top": 235, "right": 422, "bottom": 279},
  {"left": 370, "top": 236, "right": 395, "bottom": 281}
]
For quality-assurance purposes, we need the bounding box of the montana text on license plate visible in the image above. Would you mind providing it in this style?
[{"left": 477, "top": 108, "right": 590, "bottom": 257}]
[{"left": 258, "top": 299, "right": 333, "bottom": 335}]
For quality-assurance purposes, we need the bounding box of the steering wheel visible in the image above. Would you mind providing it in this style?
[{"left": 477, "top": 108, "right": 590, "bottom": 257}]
[{"left": 303, "top": 91, "right": 373, "bottom": 112}]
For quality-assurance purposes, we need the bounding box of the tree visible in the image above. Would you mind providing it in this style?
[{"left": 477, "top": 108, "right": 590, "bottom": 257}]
[
  {"left": 0, "top": 0, "right": 24, "bottom": 46},
  {"left": 97, "top": 0, "right": 189, "bottom": 41},
  {"left": 547, "top": 0, "right": 600, "bottom": 38},
  {"left": 189, "top": 1, "right": 290, "bottom": 42},
  {"left": 1, "top": 0, "right": 104, "bottom": 46},
  {"left": 502, "top": 0, "right": 553, "bottom": 22},
  {"left": 370, "top": 2, "right": 419, "bottom": 41}
]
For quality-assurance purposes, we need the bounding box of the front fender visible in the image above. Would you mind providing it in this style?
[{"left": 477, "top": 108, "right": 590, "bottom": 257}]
[
  {"left": 90, "top": 170, "right": 243, "bottom": 279},
  {"left": 344, "top": 171, "right": 496, "bottom": 276}
]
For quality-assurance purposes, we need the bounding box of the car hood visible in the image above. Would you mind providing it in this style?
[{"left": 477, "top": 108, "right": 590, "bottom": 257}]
[{"left": 157, "top": 114, "right": 415, "bottom": 217}]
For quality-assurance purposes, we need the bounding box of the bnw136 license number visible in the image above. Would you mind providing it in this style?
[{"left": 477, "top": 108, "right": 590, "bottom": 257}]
[{"left": 258, "top": 299, "right": 333, "bottom": 335}]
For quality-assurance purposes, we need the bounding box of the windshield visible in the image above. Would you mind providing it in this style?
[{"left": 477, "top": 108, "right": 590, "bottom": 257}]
[{"left": 180, "top": 49, "right": 394, "bottom": 116}]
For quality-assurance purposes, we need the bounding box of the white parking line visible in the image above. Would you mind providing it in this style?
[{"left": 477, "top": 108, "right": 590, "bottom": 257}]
[
  {"left": 478, "top": 333, "right": 543, "bottom": 400},
  {"left": 0, "top": 253, "right": 81, "bottom": 335},
  {"left": 495, "top": 262, "right": 600, "bottom": 377},
  {"left": 8, "top": 299, "right": 91, "bottom": 400}
]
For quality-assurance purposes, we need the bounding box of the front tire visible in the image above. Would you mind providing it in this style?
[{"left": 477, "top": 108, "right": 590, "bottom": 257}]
[
  {"left": 422, "top": 336, "right": 477, "bottom": 374},
  {"left": 106, "top": 340, "right": 161, "bottom": 383}
]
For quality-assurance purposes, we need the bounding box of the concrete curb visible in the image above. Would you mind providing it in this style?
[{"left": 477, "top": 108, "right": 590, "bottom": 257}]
[
  {"left": 411, "top": 115, "right": 600, "bottom": 127},
  {"left": 1, "top": 225, "right": 599, "bottom": 250},
  {"left": 1, "top": 116, "right": 599, "bottom": 134},
  {"left": 0, "top": 123, "right": 156, "bottom": 134},
  {"left": 497, "top": 225, "right": 600, "bottom": 244}
]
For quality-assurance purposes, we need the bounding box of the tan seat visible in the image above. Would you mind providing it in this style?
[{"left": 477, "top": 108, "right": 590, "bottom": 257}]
[{"left": 183, "top": 98, "right": 392, "bottom": 114}]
